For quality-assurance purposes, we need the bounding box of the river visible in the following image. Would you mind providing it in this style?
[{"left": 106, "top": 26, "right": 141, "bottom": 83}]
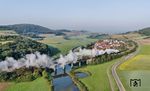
[{"left": 52, "top": 64, "right": 88, "bottom": 91}]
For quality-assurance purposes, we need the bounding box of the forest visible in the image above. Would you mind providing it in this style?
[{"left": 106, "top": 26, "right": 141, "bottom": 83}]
[{"left": 0, "top": 36, "right": 60, "bottom": 60}]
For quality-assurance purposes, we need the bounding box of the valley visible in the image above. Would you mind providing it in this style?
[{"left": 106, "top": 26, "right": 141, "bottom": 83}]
[{"left": 0, "top": 24, "right": 149, "bottom": 91}]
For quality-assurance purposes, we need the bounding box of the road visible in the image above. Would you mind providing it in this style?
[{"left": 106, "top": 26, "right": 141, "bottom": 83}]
[{"left": 111, "top": 48, "right": 139, "bottom": 91}]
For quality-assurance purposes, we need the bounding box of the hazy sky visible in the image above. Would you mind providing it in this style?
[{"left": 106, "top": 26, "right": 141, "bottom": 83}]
[{"left": 0, "top": 0, "right": 150, "bottom": 33}]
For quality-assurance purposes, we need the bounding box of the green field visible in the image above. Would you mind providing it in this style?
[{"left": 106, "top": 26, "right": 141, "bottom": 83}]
[
  {"left": 5, "top": 77, "right": 51, "bottom": 91},
  {"left": 38, "top": 34, "right": 98, "bottom": 54},
  {"left": 118, "top": 45, "right": 150, "bottom": 91},
  {"left": 74, "top": 59, "right": 120, "bottom": 91},
  {"left": 138, "top": 45, "right": 150, "bottom": 55},
  {"left": 118, "top": 70, "right": 150, "bottom": 91}
]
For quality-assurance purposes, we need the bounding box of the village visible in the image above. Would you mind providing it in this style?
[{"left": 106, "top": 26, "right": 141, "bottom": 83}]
[{"left": 94, "top": 39, "right": 126, "bottom": 50}]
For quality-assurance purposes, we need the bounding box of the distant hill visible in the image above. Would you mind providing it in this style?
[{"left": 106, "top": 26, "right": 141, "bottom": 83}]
[
  {"left": 0, "top": 24, "right": 71, "bottom": 35},
  {"left": 87, "top": 33, "right": 109, "bottom": 39},
  {"left": 138, "top": 27, "right": 150, "bottom": 36}
]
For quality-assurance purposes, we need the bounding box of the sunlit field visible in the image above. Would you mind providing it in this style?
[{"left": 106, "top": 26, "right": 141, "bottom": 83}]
[
  {"left": 74, "top": 58, "right": 120, "bottom": 91},
  {"left": 0, "top": 30, "right": 17, "bottom": 44},
  {"left": 6, "top": 77, "right": 51, "bottom": 91},
  {"left": 119, "top": 55, "right": 150, "bottom": 70},
  {"left": 0, "top": 30, "right": 18, "bottom": 36},
  {"left": 38, "top": 34, "right": 98, "bottom": 54},
  {"left": 118, "top": 45, "right": 150, "bottom": 91}
]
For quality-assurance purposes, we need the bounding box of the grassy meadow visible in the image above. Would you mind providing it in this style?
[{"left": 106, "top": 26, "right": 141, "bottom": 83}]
[
  {"left": 38, "top": 34, "right": 98, "bottom": 54},
  {"left": 74, "top": 58, "right": 120, "bottom": 91},
  {"left": 118, "top": 45, "right": 150, "bottom": 91},
  {"left": 5, "top": 77, "right": 51, "bottom": 91}
]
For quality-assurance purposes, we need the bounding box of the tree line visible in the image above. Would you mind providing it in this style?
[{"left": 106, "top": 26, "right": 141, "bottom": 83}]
[
  {"left": 90, "top": 40, "right": 138, "bottom": 64},
  {"left": 0, "top": 67, "right": 53, "bottom": 82}
]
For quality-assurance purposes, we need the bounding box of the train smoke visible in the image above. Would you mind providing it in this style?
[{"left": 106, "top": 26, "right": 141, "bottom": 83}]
[{"left": 0, "top": 48, "right": 119, "bottom": 72}]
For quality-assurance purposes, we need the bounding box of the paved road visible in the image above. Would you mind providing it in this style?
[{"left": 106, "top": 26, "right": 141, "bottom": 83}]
[
  {"left": 111, "top": 56, "right": 127, "bottom": 91},
  {"left": 111, "top": 49, "right": 139, "bottom": 91},
  {"left": 107, "top": 66, "right": 114, "bottom": 91}
]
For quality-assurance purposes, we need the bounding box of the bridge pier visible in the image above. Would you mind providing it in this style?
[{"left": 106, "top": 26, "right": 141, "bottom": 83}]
[
  {"left": 63, "top": 66, "right": 66, "bottom": 74},
  {"left": 71, "top": 63, "right": 74, "bottom": 69},
  {"left": 54, "top": 68, "right": 57, "bottom": 76},
  {"left": 79, "top": 61, "right": 81, "bottom": 67}
]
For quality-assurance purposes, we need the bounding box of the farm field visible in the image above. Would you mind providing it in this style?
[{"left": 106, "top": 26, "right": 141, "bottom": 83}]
[
  {"left": 111, "top": 33, "right": 147, "bottom": 40},
  {"left": 0, "top": 41, "right": 14, "bottom": 45},
  {"left": 118, "top": 45, "right": 150, "bottom": 91},
  {"left": 74, "top": 58, "right": 120, "bottom": 91},
  {"left": 0, "top": 30, "right": 18, "bottom": 45},
  {"left": 124, "top": 33, "right": 145, "bottom": 40},
  {"left": 118, "top": 70, "right": 150, "bottom": 91},
  {"left": 38, "top": 34, "right": 98, "bottom": 54},
  {"left": 5, "top": 77, "right": 51, "bottom": 91},
  {"left": 0, "top": 30, "right": 18, "bottom": 36},
  {"left": 138, "top": 38, "right": 150, "bottom": 45}
]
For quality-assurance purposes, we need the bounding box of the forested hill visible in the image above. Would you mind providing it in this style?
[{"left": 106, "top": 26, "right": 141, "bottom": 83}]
[
  {"left": 0, "top": 36, "right": 60, "bottom": 60},
  {"left": 138, "top": 27, "right": 150, "bottom": 36},
  {"left": 0, "top": 24, "right": 71, "bottom": 35}
]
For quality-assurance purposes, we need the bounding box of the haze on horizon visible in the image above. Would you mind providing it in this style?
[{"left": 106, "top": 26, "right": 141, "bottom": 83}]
[{"left": 0, "top": 0, "right": 150, "bottom": 33}]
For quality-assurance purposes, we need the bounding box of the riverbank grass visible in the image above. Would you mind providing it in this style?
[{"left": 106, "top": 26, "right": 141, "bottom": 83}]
[
  {"left": 74, "top": 59, "right": 119, "bottom": 91},
  {"left": 6, "top": 77, "right": 51, "bottom": 91}
]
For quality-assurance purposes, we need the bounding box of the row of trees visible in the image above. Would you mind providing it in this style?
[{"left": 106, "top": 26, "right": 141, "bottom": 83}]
[
  {"left": 0, "top": 35, "right": 19, "bottom": 41},
  {"left": 0, "top": 67, "right": 53, "bottom": 82}
]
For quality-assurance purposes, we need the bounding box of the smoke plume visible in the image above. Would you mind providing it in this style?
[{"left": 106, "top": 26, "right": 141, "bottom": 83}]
[{"left": 0, "top": 48, "right": 119, "bottom": 72}]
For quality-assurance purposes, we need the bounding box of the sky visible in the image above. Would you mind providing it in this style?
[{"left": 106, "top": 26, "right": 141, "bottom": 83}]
[{"left": 0, "top": 0, "right": 150, "bottom": 33}]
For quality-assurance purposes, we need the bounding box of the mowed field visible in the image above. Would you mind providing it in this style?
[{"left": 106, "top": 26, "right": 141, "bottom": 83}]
[
  {"left": 5, "top": 77, "right": 51, "bottom": 91},
  {"left": 38, "top": 34, "right": 98, "bottom": 54},
  {"left": 74, "top": 58, "right": 120, "bottom": 91},
  {"left": 111, "top": 33, "right": 147, "bottom": 40},
  {"left": 118, "top": 44, "right": 150, "bottom": 91}
]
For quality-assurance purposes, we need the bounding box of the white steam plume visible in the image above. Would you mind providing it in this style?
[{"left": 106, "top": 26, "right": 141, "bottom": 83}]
[{"left": 0, "top": 47, "right": 119, "bottom": 72}]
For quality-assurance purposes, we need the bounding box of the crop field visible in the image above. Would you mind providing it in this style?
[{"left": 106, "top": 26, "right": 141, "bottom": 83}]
[
  {"left": 38, "top": 34, "right": 98, "bottom": 54},
  {"left": 5, "top": 77, "right": 51, "bottom": 91},
  {"left": 0, "top": 41, "right": 14, "bottom": 45},
  {"left": 111, "top": 33, "right": 146, "bottom": 40},
  {"left": 111, "top": 34, "right": 125, "bottom": 39},
  {"left": 138, "top": 38, "right": 150, "bottom": 45},
  {"left": 124, "top": 33, "right": 144, "bottom": 40},
  {"left": 0, "top": 30, "right": 18, "bottom": 36},
  {"left": 74, "top": 58, "right": 120, "bottom": 91},
  {"left": 119, "top": 55, "right": 150, "bottom": 70},
  {"left": 118, "top": 45, "right": 150, "bottom": 91},
  {"left": 118, "top": 70, "right": 150, "bottom": 91},
  {"left": 0, "top": 30, "right": 18, "bottom": 45}
]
